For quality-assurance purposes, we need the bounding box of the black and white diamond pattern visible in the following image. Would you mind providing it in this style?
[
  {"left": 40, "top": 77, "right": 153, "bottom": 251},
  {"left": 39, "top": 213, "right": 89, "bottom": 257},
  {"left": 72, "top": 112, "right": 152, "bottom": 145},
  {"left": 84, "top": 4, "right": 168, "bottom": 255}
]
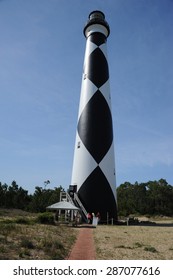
[
  {"left": 71, "top": 32, "right": 117, "bottom": 221},
  {"left": 77, "top": 89, "right": 113, "bottom": 164}
]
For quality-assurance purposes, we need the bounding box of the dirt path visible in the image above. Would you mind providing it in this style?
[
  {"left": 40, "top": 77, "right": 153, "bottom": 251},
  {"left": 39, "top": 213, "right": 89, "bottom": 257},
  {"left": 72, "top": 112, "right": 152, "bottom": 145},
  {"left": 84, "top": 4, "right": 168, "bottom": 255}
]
[{"left": 67, "top": 226, "right": 96, "bottom": 260}]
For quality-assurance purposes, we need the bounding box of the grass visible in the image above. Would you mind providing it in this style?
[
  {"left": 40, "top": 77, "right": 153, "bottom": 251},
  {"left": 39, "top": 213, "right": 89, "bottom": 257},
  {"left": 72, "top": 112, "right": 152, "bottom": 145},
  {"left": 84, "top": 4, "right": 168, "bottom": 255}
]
[
  {"left": 0, "top": 209, "right": 78, "bottom": 260},
  {"left": 94, "top": 217, "right": 173, "bottom": 260},
  {"left": 1, "top": 210, "right": 173, "bottom": 260}
]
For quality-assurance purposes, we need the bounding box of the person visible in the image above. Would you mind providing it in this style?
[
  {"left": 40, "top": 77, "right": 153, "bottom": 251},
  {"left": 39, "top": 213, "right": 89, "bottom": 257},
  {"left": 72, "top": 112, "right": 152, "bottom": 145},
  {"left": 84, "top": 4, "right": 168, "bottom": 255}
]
[
  {"left": 87, "top": 213, "right": 92, "bottom": 224},
  {"left": 74, "top": 211, "right": 80, "bottom": 227},
  {"left": 96, "top": 212, "right": 101, "bottom": 223}
]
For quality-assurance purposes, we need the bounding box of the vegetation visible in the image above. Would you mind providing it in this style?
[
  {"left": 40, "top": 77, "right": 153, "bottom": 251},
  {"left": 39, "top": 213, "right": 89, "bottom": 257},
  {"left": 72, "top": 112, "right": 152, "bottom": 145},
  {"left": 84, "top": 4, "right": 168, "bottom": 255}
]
[
  {"left": 94, "top": 223, "right": 173, "bottom": 259},
  {"left": 0, "top": 178, "right": 173, "bottom": 217},
  {"left": 117, "top": 179, "right": 173, "bottom": 217},
  {"left": 37, "top": 212, "right": 55, "bottom": 225},
  {"left": 0, "top": 209, "right": 77, "bottom": 260},
  {"left": 0, "top": 181, "right": 63, "bottom": 213}
]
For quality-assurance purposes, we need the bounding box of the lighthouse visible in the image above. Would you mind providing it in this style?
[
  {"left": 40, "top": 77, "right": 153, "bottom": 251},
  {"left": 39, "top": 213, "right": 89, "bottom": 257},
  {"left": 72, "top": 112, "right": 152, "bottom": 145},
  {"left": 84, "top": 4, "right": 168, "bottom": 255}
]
[{"left": 70, "top": 11, "right": 117, "bottom": 222}]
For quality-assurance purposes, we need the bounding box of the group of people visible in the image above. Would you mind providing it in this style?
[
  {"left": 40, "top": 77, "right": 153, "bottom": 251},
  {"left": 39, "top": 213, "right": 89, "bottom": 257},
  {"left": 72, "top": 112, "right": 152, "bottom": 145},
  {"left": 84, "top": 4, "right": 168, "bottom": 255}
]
[{"left": 87, "top": 212, "right": 101, "bottom": 224}]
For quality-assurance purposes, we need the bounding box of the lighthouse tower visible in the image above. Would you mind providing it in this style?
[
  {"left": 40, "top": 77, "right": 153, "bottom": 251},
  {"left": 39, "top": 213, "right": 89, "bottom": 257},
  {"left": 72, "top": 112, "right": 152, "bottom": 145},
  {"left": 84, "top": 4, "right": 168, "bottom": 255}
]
[{"left": 70, "top": 11, "right": 117, "bottom": 222}]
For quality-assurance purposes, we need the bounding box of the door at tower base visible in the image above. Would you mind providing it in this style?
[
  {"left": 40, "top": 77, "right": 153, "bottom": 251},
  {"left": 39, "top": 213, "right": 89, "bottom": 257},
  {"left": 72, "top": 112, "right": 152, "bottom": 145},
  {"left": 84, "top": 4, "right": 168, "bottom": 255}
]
[{"left": 77, "top": 166, "right": 117, "bottom": 222}]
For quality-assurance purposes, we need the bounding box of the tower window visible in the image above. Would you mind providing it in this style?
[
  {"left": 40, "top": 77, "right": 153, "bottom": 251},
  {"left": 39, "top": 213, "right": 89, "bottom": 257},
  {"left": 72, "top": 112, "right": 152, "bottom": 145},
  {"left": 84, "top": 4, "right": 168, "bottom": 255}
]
[{"left": 77, "top": 141, "right": 80, "bottom": 148}]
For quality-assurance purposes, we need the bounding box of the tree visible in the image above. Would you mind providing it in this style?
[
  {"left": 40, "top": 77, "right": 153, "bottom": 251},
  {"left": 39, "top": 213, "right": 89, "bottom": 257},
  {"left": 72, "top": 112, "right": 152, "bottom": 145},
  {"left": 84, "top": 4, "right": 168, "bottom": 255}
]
[
  {"left": 117, "top": 182, "right": 136, "bottom": 216},
  {"left": 133, "top": 182, "right": 147, "bottom": 215},
  {"left": 28, "top": 186, "right": 63, "bottom": 212},
  {"left": 146, "top": 179, "right": 173, "bottom": 216},
  {"left": 0, "top": 183, "right": 8, "bottom": 207},
  {"left": 117, "top": 179, "right": 173, "bottom": 216}
]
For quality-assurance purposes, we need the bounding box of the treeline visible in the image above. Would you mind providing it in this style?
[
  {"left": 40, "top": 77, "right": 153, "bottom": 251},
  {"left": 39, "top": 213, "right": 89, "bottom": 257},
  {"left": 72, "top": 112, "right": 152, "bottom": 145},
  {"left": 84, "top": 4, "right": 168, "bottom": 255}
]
[
  {"left": 1, "top": 179, "right": 173, "bottom": 216},
  {"left": 117, "top": 179, "right": 173, "bottom": 216},
  {"left": 0, "top": 181, "right": 63, "bottom": 212}
]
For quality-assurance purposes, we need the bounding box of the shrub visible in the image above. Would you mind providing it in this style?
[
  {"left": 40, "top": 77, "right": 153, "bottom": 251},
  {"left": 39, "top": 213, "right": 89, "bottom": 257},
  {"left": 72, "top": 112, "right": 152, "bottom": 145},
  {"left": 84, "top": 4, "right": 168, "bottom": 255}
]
[
  {"left": 0, "top": 223, "right": 17, "bottom": 234},
  {"left": 134, "top": 242, "right": 143, "bottom": 248},
  {"left": 19, "top": 249, "right": 31, "bottom": 258},
  {"left": 0, "top": 245, "right": 7, "bottom": 253},
  {"left": 20, "top": 238, "right": 35, "bottom": 249},
  {"left": 40, "top": 237, "right": 66, "bottom": 259},
  {"left": 37, "top": 212, "right": 55, "bottom": 225},
  {"left": 15, "top": 218, "right": 31, "bottom": 224},
  {"left": 144, "top": 246, "right": 158, "bottom": 253},
  {"left": 0, "top": 235, "right": 7, "bottom": 244}
]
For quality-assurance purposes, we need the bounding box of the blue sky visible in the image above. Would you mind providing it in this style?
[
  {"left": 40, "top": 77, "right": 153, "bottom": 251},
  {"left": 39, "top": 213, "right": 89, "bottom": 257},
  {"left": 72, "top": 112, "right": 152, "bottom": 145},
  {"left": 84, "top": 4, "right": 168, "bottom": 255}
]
[{"left": 0, "top": 0, "right": 173, "bottom": 193}]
